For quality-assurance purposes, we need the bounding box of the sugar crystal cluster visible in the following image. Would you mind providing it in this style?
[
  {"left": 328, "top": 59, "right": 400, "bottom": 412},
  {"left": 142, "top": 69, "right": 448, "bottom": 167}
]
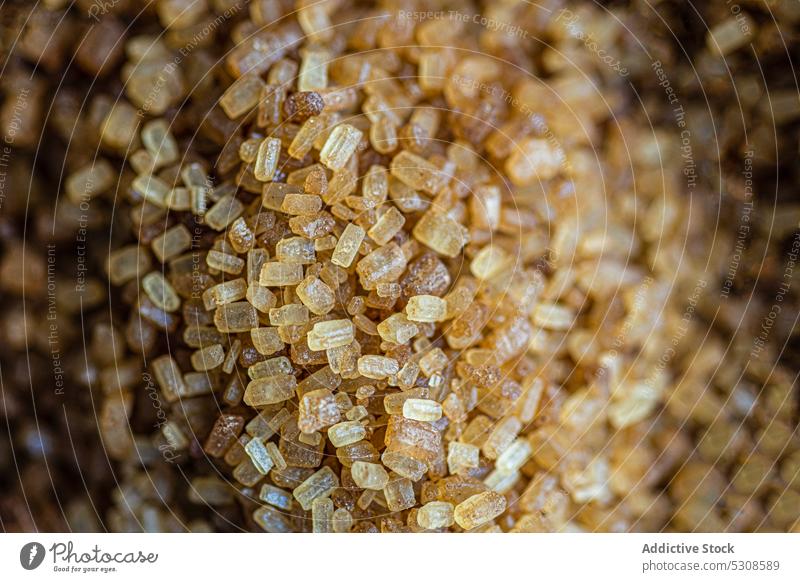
[
  {"left": 14, "top": 0, "right": 791, "bottom": 535},
  {"left": 94, "top": 0, "right": 722, "bottom": 532}
]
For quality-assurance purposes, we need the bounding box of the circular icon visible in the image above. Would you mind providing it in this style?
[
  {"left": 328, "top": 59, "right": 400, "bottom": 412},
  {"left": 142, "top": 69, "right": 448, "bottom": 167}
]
[{"left": 20, "top": 542, "right": 46, "bottom": 570}]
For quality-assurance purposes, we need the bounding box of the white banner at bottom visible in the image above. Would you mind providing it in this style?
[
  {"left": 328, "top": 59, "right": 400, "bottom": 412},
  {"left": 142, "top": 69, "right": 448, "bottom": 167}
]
[{"left": 2, "top": 533, "right": 798, "bottom": 581}]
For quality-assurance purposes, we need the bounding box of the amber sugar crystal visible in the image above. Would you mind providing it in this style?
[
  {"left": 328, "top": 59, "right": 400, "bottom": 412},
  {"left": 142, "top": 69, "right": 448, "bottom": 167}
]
[{"left": 80, "top": 0, "right": 748, "bottom": 535}]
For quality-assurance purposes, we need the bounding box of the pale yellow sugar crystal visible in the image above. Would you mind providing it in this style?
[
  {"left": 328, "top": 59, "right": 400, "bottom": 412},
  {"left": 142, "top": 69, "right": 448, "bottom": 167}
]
[
  {"left": 369, "top": 114, "right": 398, "bottom": 155},
  {"left": 367, "top": 206, "right": 406, "bottom": 245},
  {"left": 483, "top": 416, "right": 522, "bottom": 460},
  {"left": 209, "top": 278, "right": 247, "bottom": 305},
  {"left": 357, "top": 489, "right": 376, "bottom": 510},
  {"left": 506, "top": 137, "right": 565, "bottom": 185},
  {"left": 470, "top": 184, "right": 501, "bottom": 231},
  {"left": 108, "top": 245, "right": 151, "bottom": 285},
  {"left": 265, "top": 441, "right": 287, "bottom": 471},
  {"left": 383, "top": 388, "right": 429, "bottom": 416},
  {"left": 390, "top": 150, "right": 447, "bottom": 195},
  {"left": 204, "top": 194, "right": 245, "bottom": 230},
  {"left": 296, "top": 366, "right": 341, "bottom": 398},
  {"left": 142, "top": 271, "right": 180, "bottom": 312},
  {"left": 389, "top": 176, "right": 428, "bottom": 213},
  {"left": 162, "top": 421, "right": 189, "bottom": 451},
  {"left": 296, "top": 276, "right": 335, "bottom": 315},
  {"left": 130, "top": 149, "right": 156, "bottom": 176},
  {"left": 346, "top": 405, "right": 368, "bottom": 421},
  {"left": 222, "top": 339, "right": 241, "bottom": 374},
  {"left": 483, "top": 469, "right": 519, "bottom": 494},
  {"left": 191, "top": 344, "right": 224, "bottom": 371},
  {"left": 190, "top": 185, "right": 208, "bottom": 216},
  {"left": 330, "top": 167, "right": 359, "bottom": 204},
  {"left": 281, "top": 193, "right": 323, "bottom": 215},
  {"left": 532, "top": 303, "right": 575, "bottom": 330},
  {"left": 214, "top": 301, "right": 259, "bottom": 332},
  {"left": 320, "top": 124, "right": 362, "bottom": 171},
  {"left": 516, "top": 376, "right": 545, "bottom": 423},
  {"left": 245, "top": 408, "right": 290, "bottom": 440},
  {"left": 403, "top": 398, "right": 443, "bottom": 422},
  {"left": 250, "top": 327, "right": 284, "bottom": 355},
  {"left": 396, "top": 361, "right": 421, "bottom": 389},
  {"left": 66, "top": 159, "right": 115, "bottom": 203},
  {"left": 362, "top": 164, "right": 388, "bottom": 207},
  {"left": 608, "top": 383, "right": 661, "bottom": 429},
  {"left": 132, "top": 174, "right": 170, "bottom": 207},
  {"left": 275, "top": 237, "right": 315, "bottom": 264},
  {"left": 248, "top": 356, "right": 293, "bottom": 379},
  {"left": 252, "top": 505, "right": 293, "bottom": 533},
  {"left": 417, "top": 501, "right": 455, "bottom": 529},
  {"left": 377, "top": 313, "right": 419, "bottom": 344},
  {"left": 293, "top": 466, "right": 339, "bottom": 511},
  {"left": 405, "top": 295, "right": 447, "bottom": 322},
  {"left": 453, "top": 491, "right": 507, "bottom": 530},
  {"left": 262, "top": 182, "right": 298, "bottom": 211},
  {"left": 350, "top": 461, "right": 390, "bottom": 490},
  {"left": 180, "top": 162, "right": 206, "bottom": 188},
  {"left": 326, "top": 341, "right": 360, "bottom": 376},
  {"left": 332, "top": 508, "right": 353, "bottom": 533},
  {"left": 495, "top": 438, "right": 533, "bottom": 474},
  {"left": 151, "top": 355, "right": 187, "bottom": 403},
  {"left": 462, "top": 415, "right": 494, "bottom": 446},
  {"left": 413, "top": 211, "right": 467, "bottom": 258},
  {"left": 357, "top": 355, "right": 399, "bottom": 380},
  {"left": 247, "top": 248, "right": 269, "bottom": 284},
  {"left": 247, "top": 283, "right": 277, "bottom": 313},
  {"left": 268, "top": 304, "right": 309, "bottom": 325},
  {"left": 244, "top": 438, "right": 275, "bottom": 475},
  {"left": 381, "top": 451, "right": 427, "bottom": 481},
  {"left": 470, "top": 245, "right": 513, "bottom": 280},
  {"left": 355, "top": 242, "right": 407, "bottom": 290},
  {"left": 707, "top": 15, "right": 755, "bottom": 56},
  {"left": 299, "top": 431, "right": 322, "bottom": 446},
  {"left": 220, "top": 74, "right": 265, "bottom": 118},
  {"left": 243, "top": 374, "right": 297, "bottom": 406},
  {"left": 376, "top": 282, "right": 401, "bottom": 299},
  {"left": 331, "top": 223, "right": 365, "bottom": 267},
  {"left": 289, "top": 114, "right": 329, "bottom": 159},
  {"left": 312, "top": 497, "right": 334, "bottom": 533},
  {"left": 298, "top": 388, "right": 340, "bottom": 433},
  {"left": 298, "top": 2, "right": 332, "bottom": 41},
  {"left": 383, "top": 474, "right": 416, "bottom": 512},
  {"left": 254, "top": 137, "right": 281, "bottom": 182},
  {"left": 298, "top": 48, "right": 329, "bottom": 92},
  {"left": 307, "top": 319, "right": 354, "bottom": 351},
  {"left": 259, "top": 484, "right": 292, "bottom": 510},
  {"left": 418, "top": 50, "right": 451, "bottom": 92},
  {"left": 314, "top": 235, "right": 337, "bottom": 251},
  {"left": 447, "top": 442, "right": 480, "bottom": 474},
  {"left": 260, "top": 262, "right": 304, "bottom": 286},
  {"left": 327, "top": 420, "right": 366, "bottom": 447},
  {"left": 232, "top": 458, "right": 263, "bottom": 487},
  {"left": 206, "top": 250, "right": 245, "bottom": 275},
  {"left": 101, "top": 101, "right": 141, "bottom": 150},
  {"left": 419, "top": 348, "right": 448, "bottom": 376},
  {"left": 239, "top": 138, "right": 260, "bottom": 163}
]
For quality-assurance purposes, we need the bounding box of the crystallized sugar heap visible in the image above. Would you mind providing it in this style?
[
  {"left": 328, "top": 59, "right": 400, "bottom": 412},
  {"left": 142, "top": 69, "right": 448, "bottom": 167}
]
[
  {"left": 92, "top": 0, "right": 704, "bottom": 532},
  {"left": 31, "top": 0, "right": 789, "bottom": 532}
]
